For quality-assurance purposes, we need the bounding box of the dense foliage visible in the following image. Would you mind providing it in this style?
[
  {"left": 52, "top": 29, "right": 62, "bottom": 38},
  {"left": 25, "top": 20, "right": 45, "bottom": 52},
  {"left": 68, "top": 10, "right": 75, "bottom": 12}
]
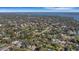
[{"left": 0, "top": 15, "right": 79, "bottom": 51}]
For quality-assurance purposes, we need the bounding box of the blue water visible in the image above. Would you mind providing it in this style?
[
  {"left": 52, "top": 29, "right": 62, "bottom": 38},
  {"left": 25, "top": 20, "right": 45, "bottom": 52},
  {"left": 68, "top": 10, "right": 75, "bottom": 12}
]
[
  {"left": 0, "top": 12, "right": 79, "bottom": 20},
  {"left": 28, "top": 12, "right": 79, "bottom": 20}
]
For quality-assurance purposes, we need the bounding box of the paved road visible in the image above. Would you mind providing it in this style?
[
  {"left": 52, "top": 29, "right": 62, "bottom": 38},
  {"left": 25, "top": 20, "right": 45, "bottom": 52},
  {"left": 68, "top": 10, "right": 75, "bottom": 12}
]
[{"left": 33, "top": 25, "right": 52, "bottom": 36}]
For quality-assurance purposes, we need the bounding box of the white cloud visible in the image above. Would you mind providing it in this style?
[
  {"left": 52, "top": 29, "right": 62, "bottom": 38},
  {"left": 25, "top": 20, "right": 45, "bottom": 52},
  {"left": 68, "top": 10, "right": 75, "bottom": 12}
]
[
  {"left": 44, "top": 7, "right": 73, "bottom": 10},
  {"left": 43, "top": 7, "right": 79, "bottom": 12},
  {"left": 54, "top": 8, "right": 73, "bottom": 10}
]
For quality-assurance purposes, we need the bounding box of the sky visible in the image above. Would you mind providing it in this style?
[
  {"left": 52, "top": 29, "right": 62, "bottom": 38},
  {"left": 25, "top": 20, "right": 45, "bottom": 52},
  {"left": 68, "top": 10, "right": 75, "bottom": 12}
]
[{"left": 0, "top": 7, "right": 79, "bottom": 12}]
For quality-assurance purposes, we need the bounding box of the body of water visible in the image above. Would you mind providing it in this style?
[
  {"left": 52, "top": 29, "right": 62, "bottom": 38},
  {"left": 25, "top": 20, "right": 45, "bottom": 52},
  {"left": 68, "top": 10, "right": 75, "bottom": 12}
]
[{"left": 0, "top": 12, "right": 79, "bottom": 20}]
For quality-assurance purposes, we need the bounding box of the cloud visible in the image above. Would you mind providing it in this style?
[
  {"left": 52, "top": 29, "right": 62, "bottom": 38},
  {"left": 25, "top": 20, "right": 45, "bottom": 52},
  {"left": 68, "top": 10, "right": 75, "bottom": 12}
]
[
  {"left": 54, "top": 7, "right": 73, "bottom": 10},
  {"left": 44, "top": 7, "right": 73, "bottom": 10},
  {"left": 43, "top": 7, "right": 79, "bottom": 12}
]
